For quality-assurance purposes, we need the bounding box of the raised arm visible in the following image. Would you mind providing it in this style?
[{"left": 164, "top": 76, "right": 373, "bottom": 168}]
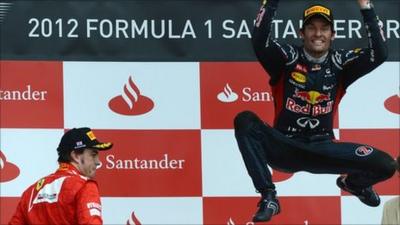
[
  {"left": 252, "top": 0, "right": 293, "bottom": 85},
  {"left": 340, "top": 0, "right": 388, "bottom": 88}
]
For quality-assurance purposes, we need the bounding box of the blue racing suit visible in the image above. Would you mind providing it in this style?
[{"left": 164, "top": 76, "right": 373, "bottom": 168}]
[{"left": 234, "top": 0, "right": 396, "bottom": 193}]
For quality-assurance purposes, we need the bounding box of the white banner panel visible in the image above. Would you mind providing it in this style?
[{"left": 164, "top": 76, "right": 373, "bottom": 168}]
[
  {"left": 339, "top": 62, "right": 400, "bottom": 128},
  {"left": 101, "top": 197, "right": 203, "bottom": 225},
  {"left": 0, "top": 129, "right": 63, "bottom": 196},
  {"left": 201, "top": 130, "right": 340, "bottom": 197},
  {"left": 63, "top": 62, "right": 200, "bottom": 129}
]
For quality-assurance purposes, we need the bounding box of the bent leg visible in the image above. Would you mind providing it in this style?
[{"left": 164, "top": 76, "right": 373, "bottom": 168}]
[
  {"left": 234, "top": 111, "right": 282, "bottom": 222},
  {"left": 266, "top": 133, "right": 397, "bottom": 188},
  {"left": 234, "top": 111, "right": 275, "bottom": 192},
  {"left": 312, "top": 141, "right": 397, "bottom": 188},
  {"left": 245, "top": 125, "right": 397, "bottom": 188}
]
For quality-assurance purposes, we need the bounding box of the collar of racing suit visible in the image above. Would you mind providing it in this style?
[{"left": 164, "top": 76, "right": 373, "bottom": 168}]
[
  {"left": 57, "top": 162, "right": 89, "bottom": 180},
  {"left": 302, "top": 48, "right": 329, "bottom": 63}
]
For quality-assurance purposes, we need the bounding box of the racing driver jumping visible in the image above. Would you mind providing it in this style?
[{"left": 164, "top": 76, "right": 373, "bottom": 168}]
[{"left": 234, "top": 0, "right": 397, "bottom": 222}]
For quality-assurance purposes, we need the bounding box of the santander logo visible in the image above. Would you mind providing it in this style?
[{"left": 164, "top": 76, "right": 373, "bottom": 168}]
[
  {"left": 227, "top": 217, "right": 254, "bottom": 225},
  {"left": 217, "top": 83, "right": 273, "bottom": 103},
  {"left": 0, "top": 150, "right": 20, "bottom": 182},
  {"left": 384, "top": 94, "right": 400, "bottom": 114},
  {"left": 217, "top": 83, "right": 238, "bottom": 103},
  {"left": 126, "top": 211, "right": 142, "bottom": 225},
  {"left": 109, "top": 76, "right": 154, "bottom": 115}
]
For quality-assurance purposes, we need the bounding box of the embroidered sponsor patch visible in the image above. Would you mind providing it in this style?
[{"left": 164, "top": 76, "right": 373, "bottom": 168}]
[
  {"left": 355, "top": 145, "right": 374, "bottom": 157},
  {"left": 86, "top": 131, "right": 97, "bottom": 140},
  {"left": 87, "top": 202, "right": 102, "bottom": 216},
  {"left": 36, "top": 178, "right": 45, "bottom": 190},
  {"left": 295, "top": 64, "right": 308, "bottom": 73},
  {"left": 93, "top": 142, "right": 113, "bottom": 149},
  {"left": 74, "top": 141, "right": 86, "bottom": 149},
  {"left": 291, "top": 72, "right": 306, "bottom": 83},
  {"left": 30, "top": 177, "right": 67, "bottom": 211},
  {"left": 255, "top": 7, "right": 266, "bottom": 28},
  {"left": 304, "top": 5, "right": 331, "bottom": 17}
]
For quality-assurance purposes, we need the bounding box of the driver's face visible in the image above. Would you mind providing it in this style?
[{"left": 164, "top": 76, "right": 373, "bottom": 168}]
[{"left": 301, "top": 17, "right": 335, "bottom": 58}]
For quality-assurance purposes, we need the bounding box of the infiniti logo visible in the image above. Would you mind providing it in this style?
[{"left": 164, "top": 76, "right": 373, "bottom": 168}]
[
  {"left": 296, "top": 117, "right": 320, "bottom": 129},
  {"left": 108, "top": 76, "right": 154, "bottom": 115},
  {"left": 355, "top": 145, "right": 374, "bottom": 157}
]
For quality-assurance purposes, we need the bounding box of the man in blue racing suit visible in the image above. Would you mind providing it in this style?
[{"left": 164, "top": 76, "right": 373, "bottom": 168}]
[{"left": 234, "top": 0, "right": 397, "bottom": 222}]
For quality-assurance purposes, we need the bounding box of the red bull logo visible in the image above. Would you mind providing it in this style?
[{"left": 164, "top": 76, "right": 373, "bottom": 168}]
[
  {"left": 293, "top": 90, "right": 330, "bottom": 105},
  {"left": 287, "top": 90, "right": 333, "bottom": 116}
]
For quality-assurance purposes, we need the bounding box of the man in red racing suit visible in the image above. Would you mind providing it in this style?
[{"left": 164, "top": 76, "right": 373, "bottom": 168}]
[
  {"left": 9, "top": 127, "right": 113, "bottom": 225},
  {"left": 234, "top": 0, "right": 397, "bottom": 222}
]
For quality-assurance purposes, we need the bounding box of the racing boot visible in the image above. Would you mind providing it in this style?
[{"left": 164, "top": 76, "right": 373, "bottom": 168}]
[
  {"left": 336, "top": 175, "right": 380, "bottom": 207},
  {"left": 253, "top": 190, "right": 280, "bottom": 222}
]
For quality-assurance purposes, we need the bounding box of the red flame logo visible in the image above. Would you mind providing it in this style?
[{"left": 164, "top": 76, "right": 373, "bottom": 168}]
[
  {"left": 268, "top": 165, "right": 293, "bottom": 182},
  {"left": 384, "top": 94, "right": 400, "bottom": 114},
  {"left": 0, "top": 150, "right": 20, "bottom": 182},
  {"left": 227, "top": 217, "right": 235, "bottom": 225},
  {"left": 109, "top": 76, "right": 154, "bottom": 115},
  {"left": 272, "top": 169, "right": 293, "bottom": 182},
  {"left": 126, "top": 211, "right": 142, "bottom": 225}
]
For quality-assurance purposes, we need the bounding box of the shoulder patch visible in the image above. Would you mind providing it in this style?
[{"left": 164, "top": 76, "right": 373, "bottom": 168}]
[
  {"left": 36, "top": 178, "right": 45, "bottom": 191},
  {"left": 282, "top": 44, "right": 299, "bottom": 65},
  {"left": 343, "top": 48, "right": 365, "bottom": 65},
  {"left": 87, "top": 202, "right": 102, "bottom": 217},
  {"left": 331, "top": 50, "right": 344, "bottom": 70}
]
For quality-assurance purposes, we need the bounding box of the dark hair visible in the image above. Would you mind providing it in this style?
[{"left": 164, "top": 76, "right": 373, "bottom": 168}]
[{"left": 57, "top": 148, "right": 85, "bottom": 163}]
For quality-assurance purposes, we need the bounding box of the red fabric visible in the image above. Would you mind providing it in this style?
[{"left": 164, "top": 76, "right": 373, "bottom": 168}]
[{"left": 8, "top": 163, "right": 103, "bottom": 225}]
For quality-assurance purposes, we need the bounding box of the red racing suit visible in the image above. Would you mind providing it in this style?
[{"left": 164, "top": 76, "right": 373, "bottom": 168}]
[{"left": 9, "top": 163, "right": 103, "bottom": 225}]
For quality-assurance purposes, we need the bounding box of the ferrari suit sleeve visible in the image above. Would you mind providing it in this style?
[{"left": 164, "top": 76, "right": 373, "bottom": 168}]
[
  {"left": 8, "top": 198, "right": 27, "bottom": 225},
  {"left": 252, "top": 0, "right": 296, "bottom": 85},
  {"left": 75, "top": 181, "right": 103, "bottom": 225},
  {"left": 338, "top": 8, "right": 388, "bottom": 89}
]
